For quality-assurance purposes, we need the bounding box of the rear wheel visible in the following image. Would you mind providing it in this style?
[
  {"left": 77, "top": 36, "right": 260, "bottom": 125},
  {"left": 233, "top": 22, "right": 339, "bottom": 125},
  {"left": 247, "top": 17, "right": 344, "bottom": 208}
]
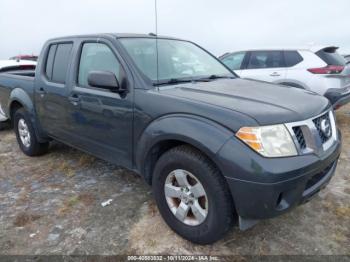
[
  {"left": 152, "top": 145, "right": 234, "bottom": 244},
  {"left": 14, "top": 108, "right": 49, "bottom": 156}
]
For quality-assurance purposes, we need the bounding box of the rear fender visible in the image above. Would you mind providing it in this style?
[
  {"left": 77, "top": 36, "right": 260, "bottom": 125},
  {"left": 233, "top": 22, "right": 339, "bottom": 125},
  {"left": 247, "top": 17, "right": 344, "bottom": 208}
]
[
  {"left": 8, "top": 88, "right": 48, "bottom": 142},
  {"left": 8, "top": 88, "right": 34, "bottom": 118}
]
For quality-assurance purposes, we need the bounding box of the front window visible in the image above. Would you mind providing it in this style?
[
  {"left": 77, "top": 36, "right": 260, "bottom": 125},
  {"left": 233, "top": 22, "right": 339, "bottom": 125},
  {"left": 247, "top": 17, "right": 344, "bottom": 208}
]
[
  {"left": 119, "top": 38, "right": 233, "bottom": 83},
  {"left": 78, "top": 43, "right": 121, "bottom": 87},
  {"left": 221, "top": 52, "right": 246, "bottom": 70}
]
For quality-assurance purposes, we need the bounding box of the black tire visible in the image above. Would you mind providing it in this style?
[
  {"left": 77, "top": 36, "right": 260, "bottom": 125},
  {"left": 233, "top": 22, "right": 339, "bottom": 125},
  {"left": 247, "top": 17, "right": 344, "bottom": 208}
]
[
  {"left": 152, "top": 145, "right": 234, "bottom": 244},
  {"left": 14, "top": 108, "right": 49, "bottom": 156}
]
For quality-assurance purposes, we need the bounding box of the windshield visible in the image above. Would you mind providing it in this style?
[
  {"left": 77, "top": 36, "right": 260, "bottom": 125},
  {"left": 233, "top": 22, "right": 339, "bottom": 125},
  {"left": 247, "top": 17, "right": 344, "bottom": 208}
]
[{"left": 119, "top": 38, "right": 234, "bottom": 84}]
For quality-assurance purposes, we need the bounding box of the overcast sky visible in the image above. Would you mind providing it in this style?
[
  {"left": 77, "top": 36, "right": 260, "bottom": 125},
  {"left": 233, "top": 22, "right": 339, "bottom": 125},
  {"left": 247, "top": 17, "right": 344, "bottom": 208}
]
[{"left": 0, "top": 0, "right": 349, "bottom": 59}]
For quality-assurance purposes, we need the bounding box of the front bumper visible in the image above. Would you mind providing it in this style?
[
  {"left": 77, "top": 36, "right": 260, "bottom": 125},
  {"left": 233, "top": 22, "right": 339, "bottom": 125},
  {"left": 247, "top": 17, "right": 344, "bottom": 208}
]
[
  {"left": 215, "top": 130, "right": 342, "bottom": 221},
  {"left": 324, "top": 86, "right": 350, "bottom": 109}
]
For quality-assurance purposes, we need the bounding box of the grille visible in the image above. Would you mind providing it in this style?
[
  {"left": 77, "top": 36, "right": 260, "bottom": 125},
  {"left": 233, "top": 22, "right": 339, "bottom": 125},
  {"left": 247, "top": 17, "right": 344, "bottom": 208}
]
[
  {"left": 292, "top": 126, "right": 306, "bottom": 150},
  {"left": 313, "top": 113, "right": 332, "bottom": 143},
  {"left": 286, "top": 110, "right": 335, "bottom": 155}
]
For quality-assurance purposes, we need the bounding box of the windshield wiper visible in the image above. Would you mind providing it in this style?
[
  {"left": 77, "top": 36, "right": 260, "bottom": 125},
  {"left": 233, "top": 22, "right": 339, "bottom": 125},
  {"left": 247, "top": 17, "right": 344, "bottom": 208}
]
[
  {"left": 153, "top": 78, "right": 194, "bottom": 86},
  {"left": 153, "top": 75, "right": 234, "bottom": 86},
  {"left": 197, "top": 75, "right": 233, "bottom": 82}
]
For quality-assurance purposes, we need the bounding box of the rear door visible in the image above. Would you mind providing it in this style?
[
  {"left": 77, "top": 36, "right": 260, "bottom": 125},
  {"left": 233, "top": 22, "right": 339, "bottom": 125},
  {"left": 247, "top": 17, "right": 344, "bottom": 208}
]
[
  {"left": 35, "top": 42, "right": 74, "bottom": 141},
  {"left": 239, "top": 50, "right": 287, "bottom": 83}
]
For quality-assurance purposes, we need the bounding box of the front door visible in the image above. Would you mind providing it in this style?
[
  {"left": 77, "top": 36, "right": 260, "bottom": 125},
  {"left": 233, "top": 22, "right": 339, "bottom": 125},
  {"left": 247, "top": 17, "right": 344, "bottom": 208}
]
[{"left": 66, "top": 41, "right": 133, "bottom": 168}]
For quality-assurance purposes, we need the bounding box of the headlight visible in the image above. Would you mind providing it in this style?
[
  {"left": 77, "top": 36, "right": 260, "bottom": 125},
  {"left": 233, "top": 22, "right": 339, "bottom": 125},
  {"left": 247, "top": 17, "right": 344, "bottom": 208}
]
[{"left": 236, "top": 124, "right": 297, "bottom": 157}]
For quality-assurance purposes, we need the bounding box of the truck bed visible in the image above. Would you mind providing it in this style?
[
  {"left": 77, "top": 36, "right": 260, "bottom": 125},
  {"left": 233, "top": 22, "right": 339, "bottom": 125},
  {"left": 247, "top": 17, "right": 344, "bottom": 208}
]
[{"left": 0, "top": 70, "right": 35, "bottom": 121}]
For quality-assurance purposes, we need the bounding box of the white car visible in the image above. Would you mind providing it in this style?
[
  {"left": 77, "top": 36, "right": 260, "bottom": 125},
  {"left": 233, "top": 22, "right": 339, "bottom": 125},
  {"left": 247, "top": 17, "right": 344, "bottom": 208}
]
[
  {"left": 220, "top": 46, "right": 350, "bottom": 109},
  {"left": 0, "top": 60, "right": 36, "bottom": 128},
  {"left": 0, "top": 59, "right": 36, "bottom": 73}
]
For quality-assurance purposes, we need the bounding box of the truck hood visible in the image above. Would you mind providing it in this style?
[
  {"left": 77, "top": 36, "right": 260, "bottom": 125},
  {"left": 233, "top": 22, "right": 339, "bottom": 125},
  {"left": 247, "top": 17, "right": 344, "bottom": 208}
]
[{"left": 158, "top": 78, "right": 330, "bottom": 125}]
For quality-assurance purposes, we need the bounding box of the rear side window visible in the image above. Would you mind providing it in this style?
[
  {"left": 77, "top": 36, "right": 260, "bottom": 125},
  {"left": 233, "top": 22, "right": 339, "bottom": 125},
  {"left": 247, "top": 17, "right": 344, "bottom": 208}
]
[
  {"left": 45, "top": 43, "right": 73, "bottom": 83},
  {"left": 52, "top": 43, "right": 73, "bottom": 83},
  {"left": 221, "top": 52, "right": 246, "bottom": 70},
  {"left": 45, "top": 45, "right": 57, "bottom": 79},
  {"left": 78, "top": 43, "right": 121, "bottom": 87},
  {"left": 247, "top": 51, "right": 284, "bottom": 69},
  {"left": 284, "top": 51, "right": 303, "bottom": 67},
  {"left": 316, "top": 47, "right": 346, "bottom": 66}
]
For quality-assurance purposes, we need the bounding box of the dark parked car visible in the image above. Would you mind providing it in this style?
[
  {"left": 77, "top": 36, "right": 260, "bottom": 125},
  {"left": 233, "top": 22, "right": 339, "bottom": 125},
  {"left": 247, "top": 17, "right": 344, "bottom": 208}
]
[{"left": 0, "top": 34, "right": 341, "bottom": 244}]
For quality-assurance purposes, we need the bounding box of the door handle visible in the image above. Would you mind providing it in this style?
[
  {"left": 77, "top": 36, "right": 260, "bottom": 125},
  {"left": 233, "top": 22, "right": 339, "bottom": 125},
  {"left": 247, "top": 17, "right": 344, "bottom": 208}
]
[
  {"left": 270, "top": 72, "right": 281, "bottom": 77},
  {"left": 68, "top": 94, "right": 81, "bottom": 106},
  {"left": 37, "top": 87, "right": 46, "bottom": 98}
]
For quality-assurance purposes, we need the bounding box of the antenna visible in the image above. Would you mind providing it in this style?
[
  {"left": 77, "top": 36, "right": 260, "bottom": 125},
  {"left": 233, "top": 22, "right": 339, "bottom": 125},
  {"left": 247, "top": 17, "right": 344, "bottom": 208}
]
[
  {"left": 154, "top": 0, "right": 158, "bottom": 36},
  {"left": 154, "top": 0, "right": 159, "bottom": 86}
]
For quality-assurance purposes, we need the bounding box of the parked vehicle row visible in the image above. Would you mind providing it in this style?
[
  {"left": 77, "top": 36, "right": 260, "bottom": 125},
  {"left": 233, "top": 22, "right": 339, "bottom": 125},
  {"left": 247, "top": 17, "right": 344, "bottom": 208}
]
[
  {"left": 220, "top": 46, "right": 350, "bottom": 109},
  {"left": 0, "top": 34, "right": 342, "bottom": 244}
]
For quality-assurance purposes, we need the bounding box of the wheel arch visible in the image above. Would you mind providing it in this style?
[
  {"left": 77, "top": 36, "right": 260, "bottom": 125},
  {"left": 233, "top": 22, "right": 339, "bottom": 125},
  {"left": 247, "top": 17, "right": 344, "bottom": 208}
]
[
  {"left": 136, "top": 115, "right": 233, "bottom": 185},
  {"left": 8, "top": 88, "right": 35, "bottom": 122},
  {"left": 8, "top": 89, "right": 49, "bottom": 143}
]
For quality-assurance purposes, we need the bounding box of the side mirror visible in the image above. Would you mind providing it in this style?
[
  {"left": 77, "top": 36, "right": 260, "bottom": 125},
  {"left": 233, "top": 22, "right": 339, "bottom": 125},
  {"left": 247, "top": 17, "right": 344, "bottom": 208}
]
[{"left": 87, "top": 71, "right": 120, "bottom": 91}]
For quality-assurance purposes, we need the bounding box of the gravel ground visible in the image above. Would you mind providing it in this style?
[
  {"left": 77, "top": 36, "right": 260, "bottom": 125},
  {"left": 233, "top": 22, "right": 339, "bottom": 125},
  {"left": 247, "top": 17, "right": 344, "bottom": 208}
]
[{"left": 0, "top": 106, "right": 349, "bottom": 255}]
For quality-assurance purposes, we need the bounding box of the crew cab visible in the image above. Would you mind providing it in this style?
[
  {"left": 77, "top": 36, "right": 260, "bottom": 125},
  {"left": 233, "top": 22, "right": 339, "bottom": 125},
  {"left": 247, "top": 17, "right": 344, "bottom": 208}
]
[{"left": 0, "top": 34, "right": 342, "bottom": 244}]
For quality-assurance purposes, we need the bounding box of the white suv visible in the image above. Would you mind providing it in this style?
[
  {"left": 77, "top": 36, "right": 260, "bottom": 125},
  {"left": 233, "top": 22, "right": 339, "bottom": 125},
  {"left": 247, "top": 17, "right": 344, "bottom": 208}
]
[{"left": 220, "top": 46, "right": 350, "bottom": 109}]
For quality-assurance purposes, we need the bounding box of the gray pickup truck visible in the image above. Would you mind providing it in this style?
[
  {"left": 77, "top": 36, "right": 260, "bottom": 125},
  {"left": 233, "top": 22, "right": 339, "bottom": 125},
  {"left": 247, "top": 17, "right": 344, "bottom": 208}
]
[{"left": 0, "top": 34, "right": 342, "bottom": 244}]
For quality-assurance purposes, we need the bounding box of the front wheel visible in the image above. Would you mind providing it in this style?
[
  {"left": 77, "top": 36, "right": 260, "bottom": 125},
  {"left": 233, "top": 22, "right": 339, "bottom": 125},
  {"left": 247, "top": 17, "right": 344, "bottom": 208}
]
[
  {"left": 14, "top": 108, "right": 49, "bottom": 156},
  {"left": 152, "top": 145, "right": 234, "bottom": 244}
]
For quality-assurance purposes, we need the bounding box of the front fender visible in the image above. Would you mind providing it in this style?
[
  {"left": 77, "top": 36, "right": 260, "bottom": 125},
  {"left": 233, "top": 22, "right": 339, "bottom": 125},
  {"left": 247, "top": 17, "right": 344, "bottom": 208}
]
[{"left": 136, "top": 114, "right": 234, "bottom": 175}]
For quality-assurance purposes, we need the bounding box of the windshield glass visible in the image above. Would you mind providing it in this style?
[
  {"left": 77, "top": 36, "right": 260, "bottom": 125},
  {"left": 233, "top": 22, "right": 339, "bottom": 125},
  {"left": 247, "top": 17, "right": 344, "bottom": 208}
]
[{"left": 119, "top": 38, "right": 234, "bottom": 83}]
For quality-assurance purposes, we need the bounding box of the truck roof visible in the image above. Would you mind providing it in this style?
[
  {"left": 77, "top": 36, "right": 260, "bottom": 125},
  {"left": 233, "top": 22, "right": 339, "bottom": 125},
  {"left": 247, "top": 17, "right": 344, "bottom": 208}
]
[{"left": 49, "top": 33, "right": 184, "bottom": 41}]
